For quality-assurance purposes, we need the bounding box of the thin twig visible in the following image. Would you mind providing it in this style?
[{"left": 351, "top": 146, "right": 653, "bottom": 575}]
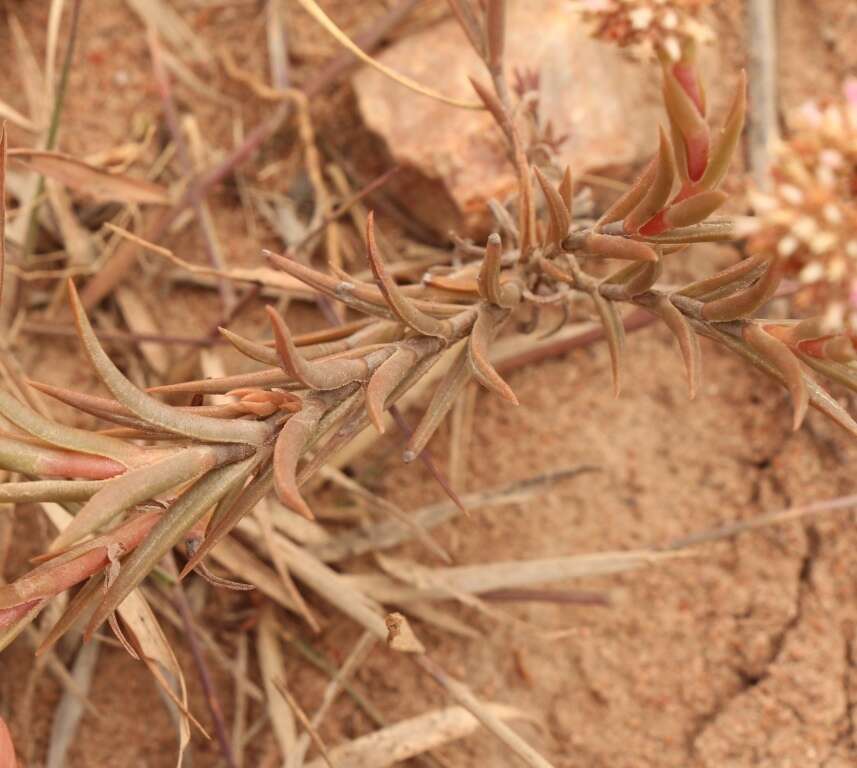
[
  {"left": 747, "top": 0, "right": 779, "bottom": 189},
  {"left": 171, "top": 567, "right": 238, "bottom": 768}
]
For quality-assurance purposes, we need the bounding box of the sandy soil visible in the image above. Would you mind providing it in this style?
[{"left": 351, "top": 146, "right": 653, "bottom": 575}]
[{"left": 2, "top": 1, "right": 857, "bottom": 767}]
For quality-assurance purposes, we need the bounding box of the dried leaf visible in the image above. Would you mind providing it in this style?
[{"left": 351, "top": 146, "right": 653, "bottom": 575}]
[
  {"left": 8, "top": 149, "right": 170, "bottom": 204},
  {"left": 256, "top": 604, "right": 296, "bottom": 763},
  {"left": 304, "top": 703, "right": 527, "bottom": 768},
  {"left": 115, "top": 287, "right": 170, "bottom": 376},
  {"left": 46, "top": 640, "right": 99, "bottom": 768},
  {"left": 385, "top": 611, "right": 425, "bottom": 653},
  {"left": 116, "top": 589, "right": 195, "bottom": 768},
  {"left": 416, "top": 656, "right": 554, "bottom": 768}
]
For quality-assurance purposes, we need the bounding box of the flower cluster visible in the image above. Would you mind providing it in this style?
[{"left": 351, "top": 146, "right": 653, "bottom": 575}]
[
  {"left": 576, "top": 0, "right": 714, "bottom": 61},
  {"left": 747, "top": 81, "right": 857, "bottom": 331}
]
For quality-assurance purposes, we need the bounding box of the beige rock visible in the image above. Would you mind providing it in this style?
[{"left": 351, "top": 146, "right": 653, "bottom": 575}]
[{"left": 354, "top": 0, "right": 722, "bottom": 237}]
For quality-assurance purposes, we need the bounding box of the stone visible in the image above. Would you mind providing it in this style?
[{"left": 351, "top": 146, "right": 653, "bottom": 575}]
[{"left": 353, "top": 0, "right": 723, "bottom": 237}]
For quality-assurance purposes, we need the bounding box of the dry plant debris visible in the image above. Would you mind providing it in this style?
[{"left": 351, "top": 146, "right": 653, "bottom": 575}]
[{"left": 1, "top": 1, "right": 857, "bottom": 767}]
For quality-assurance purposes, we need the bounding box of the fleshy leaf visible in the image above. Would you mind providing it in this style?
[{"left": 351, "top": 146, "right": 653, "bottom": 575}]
[
  {"left": 598, "top": 156, "right": 657, "bottom": 228},
  {"left": 592, "top": 293, "right": 625, "bottom": 398},
  {"left": 404, "top": 343, "right": 471, "bottom": 462},
  {"left": 467, "top": 305, "right": 518, "bottom": 404},
  {"left": 699, "top": 70, "right": 747, "bottom": 192},
  {"left": 584, "top": 233, "right": 658, "bottom": 262},
  {"left": 701, "top": 258, "right": 781, "bottom": 322},
  {"left": 662, "top": 191, "right": 727, "bottom": 230},
  {"left": 534, "top": 166, "right": 570, "bottom": 247},
  {"left": 651, "top": 296, "right": 701, "bottom": 399},
  {"left": 677, "top": 254, "right": 768, "bottom": 299},
  {"left": 85, "top": 456, "right": 259, "bottom": 636},
  {"left": 267, "top": 306, "right": 389, "bottom": 390},
  {"left": 0, "top": 479, "right": 105, "bottom": 503},
  {"left": 273, "top": 397, "right": 327, "bottom": 520},
  {"left": 0, "top": 389, "right": 141, "bottom": 464},
  {"left": 365, "top": 212, "right": 454, "bottom": 339},
  {"left": 477, "top": 233, "right": 520, "bottom": 308},
  {"left": 51, "top": 444, "right": 251, "bottom": 551},
  {"left": 0, "top": 435, "right": 125, "bottom": 480},
  {"left": 743, "top": 324, "right": 808, "bottom": 430},
  {"left": 68, "top": 280, "right": 271, "bottom": 445},
  {"left": 624, "top": 129, "right": 676, "bottom": 233}
]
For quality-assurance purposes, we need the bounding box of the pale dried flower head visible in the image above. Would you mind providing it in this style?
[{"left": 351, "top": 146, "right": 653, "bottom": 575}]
[
  {"left": 575, "top": 0, "right": 714, "bottom": 61},
  {"left": 748, "top": 80, "right": 857, "bottom": 330}
]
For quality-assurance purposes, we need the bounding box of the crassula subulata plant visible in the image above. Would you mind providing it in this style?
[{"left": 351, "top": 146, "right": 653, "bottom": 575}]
[{"left": 3, "top": 1, "right": 857, "bottom": 765}]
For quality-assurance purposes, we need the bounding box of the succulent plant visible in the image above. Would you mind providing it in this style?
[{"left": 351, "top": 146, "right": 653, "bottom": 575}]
[{"left": 3, "top": 2, "right": 857, "bottom": 765}]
